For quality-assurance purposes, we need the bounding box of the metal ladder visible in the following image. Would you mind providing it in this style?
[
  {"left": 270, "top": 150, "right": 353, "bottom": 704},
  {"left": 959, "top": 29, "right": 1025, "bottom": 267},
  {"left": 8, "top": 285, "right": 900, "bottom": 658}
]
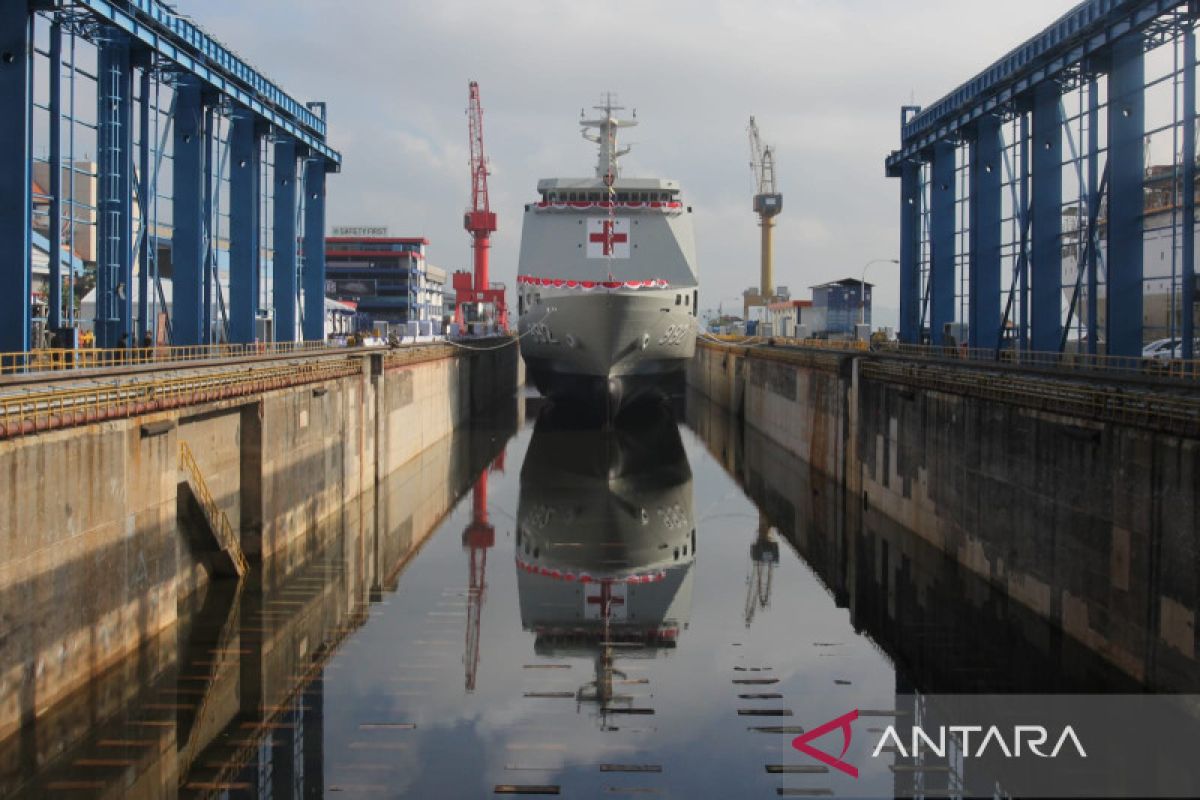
[{"left": 179, "top": 440, "right": 248, "bottom": 577}]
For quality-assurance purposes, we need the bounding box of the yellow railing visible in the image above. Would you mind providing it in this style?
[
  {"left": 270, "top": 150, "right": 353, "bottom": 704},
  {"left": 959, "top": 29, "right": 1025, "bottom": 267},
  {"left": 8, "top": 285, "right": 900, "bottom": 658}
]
[
  {"left": 872, "top": 341, "right": 1200, "bottom": 381},
  {"left": 701, "top": 334, "right": 1200, "bottom": 381},
  {"left": 0, "top": 358, "right": 361, "bottom": 438},
  {"left": 179, "top": 440, "right": 248, "bottom": 578},
  {"left": 0, "top": 340, "right": 333, "bottom": 377},
  {"left": 703, "top": 333, "right": 869, "bottom": 352},
  {"left": 860, "top": 358, "right": 1200, "bottom": 434}
]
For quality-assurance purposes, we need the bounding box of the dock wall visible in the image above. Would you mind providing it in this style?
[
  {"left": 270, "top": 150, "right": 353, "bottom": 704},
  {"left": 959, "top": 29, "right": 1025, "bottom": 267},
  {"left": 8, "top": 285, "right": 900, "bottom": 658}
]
[
  {"left": 0, "top": 343, "right": 518, "bottom": 741},
  {"left": 688, "top": 341, "right": 1200, "bottom": 689}
]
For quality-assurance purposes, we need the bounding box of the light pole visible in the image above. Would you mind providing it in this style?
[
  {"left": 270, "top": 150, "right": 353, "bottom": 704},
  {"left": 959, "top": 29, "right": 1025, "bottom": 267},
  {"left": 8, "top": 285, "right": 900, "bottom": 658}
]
[{"left": 860, "top": 258, "right": 898, "bottom": 329}]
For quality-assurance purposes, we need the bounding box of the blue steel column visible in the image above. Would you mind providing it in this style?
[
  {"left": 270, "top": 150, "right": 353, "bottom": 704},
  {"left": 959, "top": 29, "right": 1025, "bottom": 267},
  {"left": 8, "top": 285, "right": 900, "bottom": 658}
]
[
  {"left": 0, "top": 2, "right": 32, "bottom": 353},
  {"left": 898, "top": 159, "right": 921, "bottom": 343},
  {"left": 968, "top": 116, "right": 1002, "bottom": 350},
  {"left": 136, "top": 57, "right": 150, "bottom": 340},
  {"left": 96, "top": 33, "right": 134, "bottom": 347},
  {"left": 273, "top": 138, "right": 298, "bottom": 342},
  {"left": 1031, "top": 81, "right": 1063, "bottom": 351},
  {"left": 1087, "top": 73, "right": 1100, "bottom": 355},
  {"left": 48, "top": 19, "right": 63, "bottom": 333},
  {"left": 172, "top": 76, "right": 205, "bottom": 345},
  {"left": 1184, "top": 8, "right": 1197, "bottom": 361},
  {"left": 202, "top": 105, "right": 214, "bottom": 343},
  {"left": 929, "top": 140, "right": 957, "bottom": 345},
  {"left": 1106, "top": 35, "right": 1145, "bottom": 357},
  {"left": 302, "top": 157, "right": 327, "bottom": 341},
  {"left": 229, "top": 109, "right": 261, "bottom": 344},
  {"left": 1018, "top": 112, "right": 1031, "bottom": 350}
]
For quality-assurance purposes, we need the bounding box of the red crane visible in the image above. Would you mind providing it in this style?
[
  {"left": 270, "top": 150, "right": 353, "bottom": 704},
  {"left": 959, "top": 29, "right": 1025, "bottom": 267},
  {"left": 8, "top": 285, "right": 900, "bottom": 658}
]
[{"left": 455, "top": 81, "right": 509, "bottom": 331}]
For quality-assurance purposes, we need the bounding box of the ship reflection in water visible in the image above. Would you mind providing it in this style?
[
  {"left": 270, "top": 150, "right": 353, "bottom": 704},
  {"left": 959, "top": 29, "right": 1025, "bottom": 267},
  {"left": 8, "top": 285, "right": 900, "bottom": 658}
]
[{"left": 516, "top": 407, "right": 695, "bottom": 719}]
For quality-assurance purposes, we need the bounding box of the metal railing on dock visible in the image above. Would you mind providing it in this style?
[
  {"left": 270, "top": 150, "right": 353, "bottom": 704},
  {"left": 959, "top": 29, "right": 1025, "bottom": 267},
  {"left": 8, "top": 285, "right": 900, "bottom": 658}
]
[
  {"left": 0, "top": 358, "right": 361, "bottom": 439},
  {"left": 0, "top": 341, "right": 333, "bottom": 377},
  {"left": 701, "top": 334, "right": 1200, "bottom": 382},
  {"left": 179, "top": 440, "right": 249, "bottom": 578},
  {"left": 871, "top": 341, "right": 1200, "bottom": 382},
  {"left": 860, "top": 358, "right": 1200, "bottom": 435}
]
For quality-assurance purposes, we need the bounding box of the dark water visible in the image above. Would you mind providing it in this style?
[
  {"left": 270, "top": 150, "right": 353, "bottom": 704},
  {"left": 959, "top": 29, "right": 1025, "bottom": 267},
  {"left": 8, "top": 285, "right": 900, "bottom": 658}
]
[{"left": 2, "top": 393, "right": 1158, "bottom": 799}]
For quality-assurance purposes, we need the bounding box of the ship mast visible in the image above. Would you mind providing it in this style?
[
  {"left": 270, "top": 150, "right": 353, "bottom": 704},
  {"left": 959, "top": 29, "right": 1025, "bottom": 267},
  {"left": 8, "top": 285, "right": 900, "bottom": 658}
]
[{"left": 581, "top": 93, "right": 637, "bottom": 181}]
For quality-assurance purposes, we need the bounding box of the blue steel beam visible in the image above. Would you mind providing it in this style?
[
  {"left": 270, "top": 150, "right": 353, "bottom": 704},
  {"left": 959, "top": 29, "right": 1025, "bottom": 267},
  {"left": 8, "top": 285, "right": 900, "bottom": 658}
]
[
  {"left": 229, "top": 109, "right": 261, "bottom": 344},
  {"left": 136, "top": 56, "right": 150, "bottom": 341},
  {"left": 71, "top": 0, "right": 339, "bottom": 166},
  {"left": 1086, "top": 74, "right": 1100, "bottom": 355},
  {"left": 929, "top": 141, "right": 957, "bottom": 345},
  {"left": 968, "top": 115, "right": 1003, "bottom": 350},
  {"left": 95, "top": 32, "right": 133, "bottom": 347},
  {"left": 172, "top": 75, "right": 204, "bottom": 345},
  {"left": 48, "top": 18, "right": 63, "bottom": 333},
  {"left": 1106, "top": 34, "right": 1145, "bottom": 357},
  {"left": 301, "top": 156, "right": 327, "bottom": 342},
  {"left": 1, "top": 3, "right": 33, "bottom": 354},
  {"left": 1031, "top": 81, "right": 1063, "bottom": 351},
  {"left": 1184, "top": 6, "right": 1197, "bottom": 360},
  {"left": 898, "top": 159, "right": 921, "bottom": 343},
  {"left": 1018, "top": 112, "right": 1030, "bottom": 349},
  {"left": 274, "top": 138, "right": 298, "bottom": 343},
  {"left": 201, "top": 104, "right": 213, "bottom": 343},
  {"left": 886, "top": 0, "right": 1185, "bottom": 172}
]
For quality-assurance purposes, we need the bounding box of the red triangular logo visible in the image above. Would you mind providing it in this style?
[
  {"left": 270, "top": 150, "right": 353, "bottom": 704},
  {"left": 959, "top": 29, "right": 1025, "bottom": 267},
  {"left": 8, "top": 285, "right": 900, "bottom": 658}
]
[{"left": 791, "top": 709, "right": 859, "bottom": 778}]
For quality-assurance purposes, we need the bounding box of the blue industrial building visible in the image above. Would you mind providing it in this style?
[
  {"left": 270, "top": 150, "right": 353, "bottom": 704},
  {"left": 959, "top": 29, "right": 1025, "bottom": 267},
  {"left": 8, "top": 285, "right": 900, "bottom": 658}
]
[
  {"left": 811, "top": 278, "right": 872, "bottom": 337},
  {"left": 887, "top": 0, "right": 1200, "bottom": 360},
  {"left": 1, "top": 0, "right": 341, "bottom": 353}
]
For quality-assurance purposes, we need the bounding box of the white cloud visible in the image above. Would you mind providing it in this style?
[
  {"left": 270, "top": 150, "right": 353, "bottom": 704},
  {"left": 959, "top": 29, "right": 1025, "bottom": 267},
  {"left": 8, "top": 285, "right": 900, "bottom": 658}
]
[{"left": 174, "top": 0, "right": 1082, "bottom": 313}]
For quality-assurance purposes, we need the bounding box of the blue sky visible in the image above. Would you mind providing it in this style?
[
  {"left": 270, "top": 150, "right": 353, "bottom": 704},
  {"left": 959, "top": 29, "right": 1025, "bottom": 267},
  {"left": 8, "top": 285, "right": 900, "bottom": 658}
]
[{"left": 175, "top": 0, "right": 1080, "bottom": 327}]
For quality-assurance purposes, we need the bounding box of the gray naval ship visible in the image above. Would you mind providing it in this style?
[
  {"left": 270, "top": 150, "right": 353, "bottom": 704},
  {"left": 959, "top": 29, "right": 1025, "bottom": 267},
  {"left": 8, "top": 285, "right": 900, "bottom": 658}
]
[{"left": 516, "top": 96, "right": 699, "bottom": 413}]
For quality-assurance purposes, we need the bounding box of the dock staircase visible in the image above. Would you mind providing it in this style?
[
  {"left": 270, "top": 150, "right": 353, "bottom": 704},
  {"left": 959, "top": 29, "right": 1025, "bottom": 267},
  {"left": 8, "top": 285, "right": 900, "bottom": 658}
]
[{"left": 179, "top": 441, "right": 249, "bottom": 578}]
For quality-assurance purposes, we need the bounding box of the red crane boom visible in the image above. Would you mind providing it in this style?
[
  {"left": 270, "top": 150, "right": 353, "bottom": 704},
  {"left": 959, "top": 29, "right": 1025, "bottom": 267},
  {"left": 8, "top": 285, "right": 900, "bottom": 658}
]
[
  {"left": 455, "top": 81, "right": 508, "bottom": 330},
  {"left": 465, "top": 80, "right": 495, "bottom": 290}
]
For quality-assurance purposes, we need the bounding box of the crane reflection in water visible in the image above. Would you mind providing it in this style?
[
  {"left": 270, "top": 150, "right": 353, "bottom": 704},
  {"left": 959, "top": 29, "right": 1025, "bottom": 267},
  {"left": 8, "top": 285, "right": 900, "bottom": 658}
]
[{"left": 515, "top": 405, "right": 696, "bottom": 724}]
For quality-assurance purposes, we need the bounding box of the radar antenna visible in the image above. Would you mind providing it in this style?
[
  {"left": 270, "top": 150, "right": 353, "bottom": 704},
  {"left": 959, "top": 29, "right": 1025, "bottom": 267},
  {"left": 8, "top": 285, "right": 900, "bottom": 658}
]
[{"left": 581, "top": 92, "right": 638, "bottom": 181}]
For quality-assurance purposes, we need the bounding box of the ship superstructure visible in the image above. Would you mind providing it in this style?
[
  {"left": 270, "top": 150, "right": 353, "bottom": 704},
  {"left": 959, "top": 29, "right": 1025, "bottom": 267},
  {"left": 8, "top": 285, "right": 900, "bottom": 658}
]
[{"left": 516, "top": 96, "right": 700, "bottom": 412}]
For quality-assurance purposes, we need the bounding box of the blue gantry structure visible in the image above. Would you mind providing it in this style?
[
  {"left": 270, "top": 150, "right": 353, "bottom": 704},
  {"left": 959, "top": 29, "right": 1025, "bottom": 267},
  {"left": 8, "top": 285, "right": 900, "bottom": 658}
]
[
  {"left": 887, "top": 0, "right": 1199, "bottom": 359},
  {"left": 0, "top": 0, "right": 340, "bottom": 352}
]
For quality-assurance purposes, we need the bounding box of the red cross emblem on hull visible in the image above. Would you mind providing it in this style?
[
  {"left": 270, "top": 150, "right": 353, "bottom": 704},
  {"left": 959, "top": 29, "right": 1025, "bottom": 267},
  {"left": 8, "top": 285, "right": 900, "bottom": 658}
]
[{"left": 586, "top": 217, "right": 630, "bottom": 259}]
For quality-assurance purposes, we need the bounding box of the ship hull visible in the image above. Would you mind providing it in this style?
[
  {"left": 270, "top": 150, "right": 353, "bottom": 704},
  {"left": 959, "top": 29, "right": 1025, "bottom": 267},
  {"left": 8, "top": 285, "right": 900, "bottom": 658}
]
[{"left": 517, "top": 289, "right": 697, "bottom": 413}]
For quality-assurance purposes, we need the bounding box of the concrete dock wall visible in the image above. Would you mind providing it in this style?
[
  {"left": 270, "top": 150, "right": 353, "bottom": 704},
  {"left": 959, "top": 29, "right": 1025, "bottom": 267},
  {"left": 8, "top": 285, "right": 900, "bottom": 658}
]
[
  {"left": 688, "top": 341, "right": 1200, "bottom": 689},
  {"left": 0, "top": 402, "right": 517, "bottom": 796},
  {"left": 0, "top": 342, "right": 518, "bottom": 741}
]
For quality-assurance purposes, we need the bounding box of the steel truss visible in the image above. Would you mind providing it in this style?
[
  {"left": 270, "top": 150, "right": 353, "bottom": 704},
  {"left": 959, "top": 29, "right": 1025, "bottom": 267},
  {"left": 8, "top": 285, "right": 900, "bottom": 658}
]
[
  {"left": 0, "top": 0, "right": 340, "bottom": 351},
  {"left": 887, "top": 0, "right": 1199, "bottom": 359}
]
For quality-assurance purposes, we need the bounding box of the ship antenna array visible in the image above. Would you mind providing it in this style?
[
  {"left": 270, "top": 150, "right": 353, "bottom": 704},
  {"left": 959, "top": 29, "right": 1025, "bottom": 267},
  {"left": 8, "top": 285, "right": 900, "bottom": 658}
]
[{"left": 581, "top": 92, "right": 637, "bottom": 182}]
